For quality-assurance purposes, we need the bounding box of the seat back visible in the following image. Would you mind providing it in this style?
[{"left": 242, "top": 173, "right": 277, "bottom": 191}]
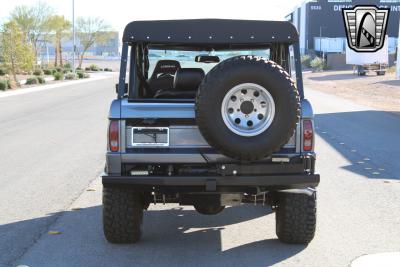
[
  {"left": 154, "top": 68, "right": 205, "bottom": 99},
  {"left": 173, "top": 68, "right": 205, "bottom": 91},
  {"left": 147, "top": 60, "right": 181, "bottom": 96}
]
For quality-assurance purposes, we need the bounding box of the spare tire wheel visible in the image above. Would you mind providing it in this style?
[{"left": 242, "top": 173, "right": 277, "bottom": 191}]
[{"left": 196, "top": 56, "right": 300, "bottom": 161}]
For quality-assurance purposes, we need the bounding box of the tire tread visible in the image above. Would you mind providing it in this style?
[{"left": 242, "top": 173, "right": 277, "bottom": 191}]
[
  {"left": 276, "top": 192, "right": 316, "bottom": 244},
  {"left": 103, "top": 187, "right": 144, "bottom": 244}
]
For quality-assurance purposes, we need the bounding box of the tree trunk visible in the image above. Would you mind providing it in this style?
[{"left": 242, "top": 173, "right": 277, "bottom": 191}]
[
  {"left": 78, "top": 52, "right": 84, "bottom": 68},
  {"left": 59, "top": 41, "right": 63, "bottom": 66},
  {"left": 78, "top": 44, "right": 91, "bottom": 68},
  {"left": 9, "top": 32, "right": 18, "bottom": 83},
  {"left": 54, "top": 43, "right": 58, "bottom": 67}
]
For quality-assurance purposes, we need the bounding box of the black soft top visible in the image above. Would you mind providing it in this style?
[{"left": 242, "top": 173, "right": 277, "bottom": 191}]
[{"left": 122, "top": 19, "right": 299, "bottom": 48}]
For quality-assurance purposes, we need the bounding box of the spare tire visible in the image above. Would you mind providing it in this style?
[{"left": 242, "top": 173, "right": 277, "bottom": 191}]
[{"left": 196, "top": 56, "right": 300, "bottom": 161}]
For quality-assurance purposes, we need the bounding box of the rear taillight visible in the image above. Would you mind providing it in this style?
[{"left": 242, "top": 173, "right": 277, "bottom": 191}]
[
  {"left": 108, "top": 121, "right": 119, "bottom": 152},
  {"left": 303, "top": 119, "right": 313, "bottom": 151}
]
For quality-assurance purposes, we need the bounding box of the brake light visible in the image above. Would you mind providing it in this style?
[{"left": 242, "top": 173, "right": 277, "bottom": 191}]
[
  {"left": 303, "top": 119, "right": 313, "bottom": 151},
  {"left": 108, "top": 121, "right": 119, "bottom": 152}
]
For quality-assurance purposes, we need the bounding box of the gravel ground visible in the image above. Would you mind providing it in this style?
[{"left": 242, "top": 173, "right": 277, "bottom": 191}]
[{"left": 303, "top": 70, "right": 400, "bottom": 113}]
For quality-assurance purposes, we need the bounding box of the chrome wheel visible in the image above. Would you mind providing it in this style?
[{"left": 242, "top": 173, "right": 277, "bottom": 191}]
[{"left": 221, "top": 83, "right": 275, "bottom": 137}]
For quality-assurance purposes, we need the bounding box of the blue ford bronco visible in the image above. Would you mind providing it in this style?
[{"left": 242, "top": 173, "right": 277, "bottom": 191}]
[{"left": 102, "top": 19, "right": 319, "bottom": 244}]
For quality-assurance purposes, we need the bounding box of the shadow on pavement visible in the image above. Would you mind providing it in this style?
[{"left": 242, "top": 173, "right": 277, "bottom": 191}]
[
  {"left": 307, "top": 73, "right": 359, "bottom": 81},
  {"left": 315, "top": 110, "right": 400, "bottom": 180},
  {"left": 9, "top": 205, "right": 306, "bottom": 267},
  {"left": 374, "top": 79, "right": 400, "bottom": 86}
]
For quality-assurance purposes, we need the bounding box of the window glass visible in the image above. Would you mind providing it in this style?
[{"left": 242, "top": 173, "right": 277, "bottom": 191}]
[{"left": 148, "top": 49, "right": 270, "bottom": 77}]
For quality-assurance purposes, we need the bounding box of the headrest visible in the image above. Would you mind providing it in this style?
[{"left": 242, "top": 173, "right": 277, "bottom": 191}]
[
  {"left": 173, "top": 68, "right": 205, "bottom": 91},
  {"left": 151, "top": 60, "right": 181, "bottom": 79}
]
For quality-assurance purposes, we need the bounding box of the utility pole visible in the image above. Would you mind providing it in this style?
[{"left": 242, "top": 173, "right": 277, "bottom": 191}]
[
  {"left": 320, "top": 26, "right": 322, "bottom": 58},
  {"left": 320, "top": 26, "right": 326, "bottom": 62},
  {"left": 397, "top": 18, "right": 400, "bottom": 78},
  {"left": 72, "top": 0, "right": 76, "bottom": 73}
]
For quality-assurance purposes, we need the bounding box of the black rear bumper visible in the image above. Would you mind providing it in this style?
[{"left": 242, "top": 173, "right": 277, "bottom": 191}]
[{"left": 102, "top": 173, "right": 320, "bottom": 191}]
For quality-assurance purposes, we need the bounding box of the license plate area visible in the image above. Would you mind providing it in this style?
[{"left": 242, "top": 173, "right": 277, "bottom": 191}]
[{"left": 131, "top": 127, "right": 169, "bottom": 147}]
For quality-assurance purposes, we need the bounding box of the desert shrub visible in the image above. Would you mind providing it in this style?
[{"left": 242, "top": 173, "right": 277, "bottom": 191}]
[
  {"left": 26, "top": 76, "right": 39, "bottom": 85},
  {"left": 64, "top": 62, "right": 71, "bottom": 69},
  {"left": 76, "top": 71, "right": 84, "bottom": 79},
  {"left": 301, "top": 55, "right": 312, "bottom": 69},
  {"left": 387, "top": 65, "right": 396, "bottom": 73},
  {"left": 310, "top": 57, "right": 324, "bottom": 72},
  {"left": 37, "top": 76, "right": 46, "bottom": 84},
  {"left": 0, "top": 68, "right": 7, "bottom": 76},
  {"left": 62, "top": 69, "right": 71, "bottom": 74},
  {"left": 8, "top": 80, "right": 18, "bottom": 89},
  {"left": 83, "top": 73, "right": 90, "bottom": 78},
  {"left": 76, "top": 67, "right": 82, "bottom": 71},
  {"left": 104, "top": 67, "right": 112, "bottom": 72},
  {"left": 33, "top": 69, "right": 43, "bottom": 76},
  {"left": 90, "top": 64, "right": 99, "bottom": 71},
  {"left": 56, "top": 67, "right": 63, "bottom": 73},
  {"left": 85, "top": 67, "right": 91, "bottom": 71},
  {"left": 43, "top": 69, "right": 53, "bottom": 75},
  {"left": 53, "top": 72, "right": 64, "bottom": 80},
  {"left": 65, "top": 73, "right": 76, "bottom": 80},
  {"left": 0, "top": 80, "right": 7, "bottom": 90}
]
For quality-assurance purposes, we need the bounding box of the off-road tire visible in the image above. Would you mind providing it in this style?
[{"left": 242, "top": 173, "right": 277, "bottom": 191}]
[
  {"left": 196, "top": 56, "right": 300, "bottom": 161},
  {"left": 275, "top": 192, "right": 316, "bottom": 244},
  {"left": 194, "top": 204, "right": 225, "bottom": 215},
  {"left": 103, "top": 187, "right": 144, "bottom": 244}
]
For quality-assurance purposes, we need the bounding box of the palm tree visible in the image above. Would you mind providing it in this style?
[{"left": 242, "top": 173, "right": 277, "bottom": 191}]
[{"left": 47, "top": 15, "right": 71, "bottom": 66}]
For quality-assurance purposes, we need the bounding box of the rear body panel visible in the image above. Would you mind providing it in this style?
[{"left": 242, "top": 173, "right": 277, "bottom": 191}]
[{"left": 104, "top": 98, "right": 318, "bottom": 191}]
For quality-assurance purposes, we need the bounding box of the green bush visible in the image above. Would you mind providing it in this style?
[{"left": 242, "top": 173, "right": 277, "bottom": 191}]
[
  {"left": 64, "top": 62, "right": 71, "bottom": 69},
  {"left": 37, "top": 76, "right": 46, "bottom": 84},
  {"left": 62, "top": 69, "right": 71, "bottom": 74},
  {"left": 301, "top": 55, "right": 312, "bottom": 69},
  {"left": 33, "top": 69, "right": 43, "bottom": 76},
  {"left": 56, "top": 67, "right": 63, "bottom": 73},
  {"left": 0, "top": 80, "right": 7, "bottom": 90},
  {"left": 76, "top": 67, "right": 82, "bottom": 71},
  {"left": 90, "top": 64, "right": 99, "bottom": 71},
  {"left": 65, "top": 73, "right": 76, "bottom": 80},
  {"left": 76, "top": 71, "right": 84, "bottom": 79},
  {"left": 0, "top": 68, "right": 7, "bottom": 76},
  {"left": 104, "top": 67, "right": 112, "bottom": 72},
  {"left": 53, "top": 72, "right": 64, "bottom": 80},
  {"left": 310, "top": 57, "right": 324, "bottom": 72},
  {"left": 43, "top": 69, "right": 53, "bottom": 75},
  {"left": 26, "top": 76, "right": 39, "bottom": 85},
  {"left": 85, "top": 67, "right": 91, "bottom": 71}
]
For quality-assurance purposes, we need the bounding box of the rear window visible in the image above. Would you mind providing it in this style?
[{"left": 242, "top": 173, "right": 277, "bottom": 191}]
[{"left": 148, "top": 49, "right": 270, "bottom": 77}]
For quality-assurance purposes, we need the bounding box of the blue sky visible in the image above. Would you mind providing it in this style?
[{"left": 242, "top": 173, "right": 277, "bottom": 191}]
[{"left": 1, "top": 0, "right": 303, "bottom": 34}]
